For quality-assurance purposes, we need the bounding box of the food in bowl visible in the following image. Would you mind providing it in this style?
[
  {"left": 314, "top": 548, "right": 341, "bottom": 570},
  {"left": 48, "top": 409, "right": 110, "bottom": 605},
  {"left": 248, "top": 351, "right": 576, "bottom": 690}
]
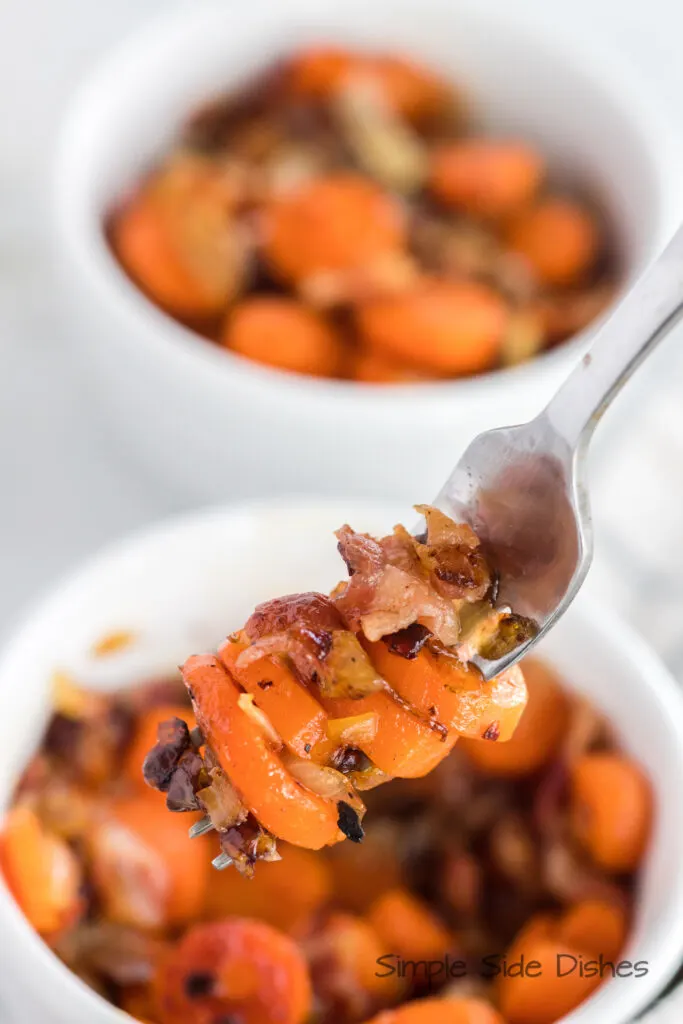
[
  {"left": 108, "top": 46, "right": 617, "bottom": 383},
  {"left": 0, "top": 653, "right": 650, "bottom": 1024}
]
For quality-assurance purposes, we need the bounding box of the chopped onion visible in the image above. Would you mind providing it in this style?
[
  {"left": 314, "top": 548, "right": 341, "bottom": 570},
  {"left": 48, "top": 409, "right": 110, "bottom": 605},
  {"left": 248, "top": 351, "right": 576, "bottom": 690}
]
[
  {"left": 237, "top": 693, "right": 282, "bottom": 747},
  {"left": 326, "top": 712, "right": 379, "bottom": 748}
]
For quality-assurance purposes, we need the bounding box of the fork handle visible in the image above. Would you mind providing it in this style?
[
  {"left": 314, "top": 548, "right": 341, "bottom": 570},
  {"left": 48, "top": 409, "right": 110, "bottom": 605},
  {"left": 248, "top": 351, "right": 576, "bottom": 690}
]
[{"left": 543, "top": 223, "right": 683, "bottom": 450}]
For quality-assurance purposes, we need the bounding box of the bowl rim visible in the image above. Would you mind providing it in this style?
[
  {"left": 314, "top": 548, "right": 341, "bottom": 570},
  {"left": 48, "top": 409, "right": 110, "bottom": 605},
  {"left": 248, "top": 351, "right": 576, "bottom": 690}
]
[
  {"left": 52, "top": 0, "right": 683, "bottom": 421},
  {"left": 2, "top": 496, "right": 683, "bottom": 1024}
]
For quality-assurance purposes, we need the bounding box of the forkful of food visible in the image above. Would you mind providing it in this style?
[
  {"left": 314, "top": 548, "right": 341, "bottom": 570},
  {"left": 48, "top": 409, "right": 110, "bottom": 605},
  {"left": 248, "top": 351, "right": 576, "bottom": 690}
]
[{"left": 143, "top": 222, "right": 683, "bottom": 873}]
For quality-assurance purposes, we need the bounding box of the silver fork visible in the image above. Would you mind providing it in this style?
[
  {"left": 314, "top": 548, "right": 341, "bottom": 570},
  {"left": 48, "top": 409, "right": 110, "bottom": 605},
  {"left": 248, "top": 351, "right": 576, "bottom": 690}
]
[{"left": 437, "top": 224, "right": 683, "bottom": 682}]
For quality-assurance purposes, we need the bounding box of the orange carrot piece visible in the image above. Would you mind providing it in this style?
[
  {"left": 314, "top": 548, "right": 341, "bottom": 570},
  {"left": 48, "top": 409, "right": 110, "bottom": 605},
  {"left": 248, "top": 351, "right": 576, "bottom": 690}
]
[
  {"left": 368, "top": 887, "right": 454, "bottom": 962},
  {"left": 222, "top": 296, "right": 344, "bottom": 378},
  {"left": 461, "top": 657, "right": 569, "bottom": 776},
  {"left": 124, "top": 703, "right": 196, "bottom": 791},
  {"left": 219, "top": 636, "right": 328, "bottom": 758},
  {"left": 570, "top": 753, "right": 652, "bottom": 872},
  {"left": 507, "top": 197, "right": 600, "bottom": 286},
  {"left": 324, "top": 826, "right": 405, "bottom": 914},
  {"left": 0, "top": 806, "right": 82, "bottom": 935},
  {"left": 154, "top": 919, "right": 311, "bottom": 1024},
  {"left": 89, "top": 792, "right": 208, "bottom": 930},
  {"left": 558, "top": 899, "right": 628, "bottom": 962},
  {"left": 498, "top": 934, "right": 601, "bottom": 1024},
  {"left": 263, "top": 174, "right": 406, "bottom": 284},
  {"left": 430, "top": 140, "right": 544, "bottom": 218},
  {"left": 203, "top": 841, "right": 331, "bottom": 932},
  {"left": 364, "top": 998, "right": 505, "bottom": 1024},
  {"left": 321, "top": 688, "right": 457, "bottom": 778},
  {"left": 288, "top": 49, "right": 448, "bottom": 121},
  {"left": 314, "top": 912, "right": 403, "bottom": 1003},
  {"left": 185, "top": 654, "right": 343, "bottom": 849},
  {"left": 367, "top": 640, "right": 527, "bottom": 740},
  {"left": 356, "top": 278, "right": 508, "bottom": 375}
]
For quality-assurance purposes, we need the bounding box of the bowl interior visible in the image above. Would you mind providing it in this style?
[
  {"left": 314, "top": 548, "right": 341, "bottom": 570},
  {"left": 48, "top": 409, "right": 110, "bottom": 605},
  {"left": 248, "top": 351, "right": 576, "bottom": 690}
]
[
  {"left": 55, "top": 0, "right": 678, "bottom": 400},
  {"left": 1, "top": 499, "right": 683, "bottom": 1023}
]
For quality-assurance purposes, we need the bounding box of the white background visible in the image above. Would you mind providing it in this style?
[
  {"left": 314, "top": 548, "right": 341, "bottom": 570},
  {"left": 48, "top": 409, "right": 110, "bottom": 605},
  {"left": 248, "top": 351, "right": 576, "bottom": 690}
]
[{"left": 2, "top": 0, "right": 683, "bottom": 664}]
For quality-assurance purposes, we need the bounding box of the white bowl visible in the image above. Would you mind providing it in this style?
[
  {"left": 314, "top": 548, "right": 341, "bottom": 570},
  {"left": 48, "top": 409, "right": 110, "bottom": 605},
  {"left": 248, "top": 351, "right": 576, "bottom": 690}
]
[
  {"left": 1, "top": 498, "right": 683, "bottom": 1024},
  {"left": 53, "top": 0, "right": 683, "bottom": 505}
]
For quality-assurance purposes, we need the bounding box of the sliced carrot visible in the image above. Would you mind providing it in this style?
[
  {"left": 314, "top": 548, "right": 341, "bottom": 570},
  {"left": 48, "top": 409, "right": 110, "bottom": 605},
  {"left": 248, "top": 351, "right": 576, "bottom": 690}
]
[
  {"left": 368, "top": 887, "right": 454, "bottom": 961},
  {"left": 185, "top": 654, "right": 343, "bottom": 849},
  {"left": 203, "top": 841, "right": 331, "bottom": 932},
  {"left": 356, "top": 278, "right": 508, "bottom": 375},
  {"left": 111, "top": 157, "right": 238, "bottom": 320},
  {"left": 321, "top": 688, "right": 457, "bottom": 778},
  {"left": 0, "top": 806, "right": 82, "bottom": 935},
  {"left": 558, "top": 899, "right": 627, "bottom": 962},
  {"left": 498, "top": 933, "right": 601, "bottom": 1024},
  {"left": 222, "top": 296, "right": 344, "bottom": 378},
  {"left": 124, "top": 703, "right": 196, "bottom": 791},
  {"left": 154, "top": 919, "right": 311, "bottom": 1024},
  {"left": 219, "top": 636, "right": 328, "bottom": 757},
  {"left": 89, "top": 792, "right": 208, "bottom": 930},
  {"left": 288, "top": 49, "right": 448, "bottom": 121},
  {"left": 460, "top": 657, "right": 569, "bottom": 776},
  {"left": 506, "top": 197, "right": 600, "bottom": 286},
  {"left": 570, "top": 753, "right": 652, "bottom": 872},
  {"left": 366, "top": 640, "right": 527, "bottom": 740},
  {"left": 430, "top": 140, "right": 544, "bottom": 218},
  {"left": 363, "top": 998, "right": 505, "bottom": 1024},
  {"left": 262, "top": 174, "right": 406, "bottom": 284}
]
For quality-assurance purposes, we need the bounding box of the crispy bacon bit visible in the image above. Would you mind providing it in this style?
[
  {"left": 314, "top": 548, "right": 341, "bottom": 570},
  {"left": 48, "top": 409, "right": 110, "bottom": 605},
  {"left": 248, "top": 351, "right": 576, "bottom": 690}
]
[
  {"left": 382, "top": 623, "right": 431, "bottom": 659},
  {"left": 482, "top": 721, "right": 500, "bottom": 742},
  {"left": 413, "top": 505, "right": 491, "bottom": 600},
  {"left": 239, "top": 591, "right": 384, "bottom": 698},
  {"left": 142, "top": 717, "right": 191, "bottom": 793},
  {"left": 165, "top": 751, "right": 205, "bottom": 812},
  {"left": 245, "top": 592, "right": 344, "bottom": 639},
  {"left": 336, "top": 800, "right": 365, "bottom": 843},
  {"left": 219, "top": 818, "right": 281, "bottom": 878}
]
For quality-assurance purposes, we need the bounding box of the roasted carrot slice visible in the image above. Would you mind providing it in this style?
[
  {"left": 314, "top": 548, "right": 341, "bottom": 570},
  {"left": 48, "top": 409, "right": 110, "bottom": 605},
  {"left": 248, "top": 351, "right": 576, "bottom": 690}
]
[
  {"left": 429, "top": 140, "right": 544, "bottom": 218},
  {"left": 0, "top": 805, "right": 82, "bottom": 936},
  {"left": 185, "top": 655, "right": 344, "bottom": 849},
  {"left": 498, "top": 931, "right": 601, "bottom": 1024},
  {"left": 154, "top": 919, "right": 311, "bottom": 1024},
  {"left": 203, "top": 841, "right": 331, "bottom": 932},
  {"left": 570, "top": 753, "right": 652, "bottom": 872},
  {"left": 368, "top": 887, "right": 454, "bottom": 961},
  {"left": 558, "top": 899, "right": 627, "bottom": 962},
  {"left": 222, "top": 297, "right": 345, "bottom": 378},
  {"left": 288, "top": 49, "right": 448, "bottom": 122},
  {"left": 367, "top": 640, "right": 527, "bottom": 740},
  {"left": 507, "top": 197, "right": 600, "bottom": 286},
  {"left": 262, "top": 174, "right": 406, "bottom": 284},
  {"left": 219, "top": 636, "right": 328, "bottom": 758},
  {"left": 124, "top": 703, "right": 196, "bottom": 791},
  {"left": 321, "top": 689, "right": 457, "bottom": 778},
  {"left": 363, "top": 998, "right": 505, "bottom": 1024},
  {"left": 89, "top": 792, "right": 208, "bottom": 930},
  {"left": 461, "top": 657, "right": 569, "bottom": 775},
  {"left": 310, "top": 912, "right": 403, "bottom": 1011},
  {"left": 356, "top": 278, "right": 508, "bottom": 375}
]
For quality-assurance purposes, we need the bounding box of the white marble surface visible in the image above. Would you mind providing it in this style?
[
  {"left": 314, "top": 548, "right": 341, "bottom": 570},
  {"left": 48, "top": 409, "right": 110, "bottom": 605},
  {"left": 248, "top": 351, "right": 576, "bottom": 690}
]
[{"left": 3, "top": 3, "right": 683, "bottom": 1020}]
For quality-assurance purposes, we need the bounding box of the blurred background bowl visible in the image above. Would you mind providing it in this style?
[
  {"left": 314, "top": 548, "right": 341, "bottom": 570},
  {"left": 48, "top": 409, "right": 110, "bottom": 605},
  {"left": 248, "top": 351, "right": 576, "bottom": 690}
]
[
  {"left": 1, "top": 498, "right": 683, "bottom": 1023},
  {"left": 53, "top": 0, "right": 682, "bottom": 505}
]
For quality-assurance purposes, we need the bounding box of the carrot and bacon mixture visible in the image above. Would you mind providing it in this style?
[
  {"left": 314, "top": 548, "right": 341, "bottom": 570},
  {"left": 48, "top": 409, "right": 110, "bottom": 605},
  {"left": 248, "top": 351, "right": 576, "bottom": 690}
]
[
  {"left": 137, "top": 505, "right": 537, "bottom": 872},
  {"left": 109, "top": 46, "right": 617, "bottom": 383},
  {"left": 0, "top": 638, "right": 651, "bottom": 1024}
]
